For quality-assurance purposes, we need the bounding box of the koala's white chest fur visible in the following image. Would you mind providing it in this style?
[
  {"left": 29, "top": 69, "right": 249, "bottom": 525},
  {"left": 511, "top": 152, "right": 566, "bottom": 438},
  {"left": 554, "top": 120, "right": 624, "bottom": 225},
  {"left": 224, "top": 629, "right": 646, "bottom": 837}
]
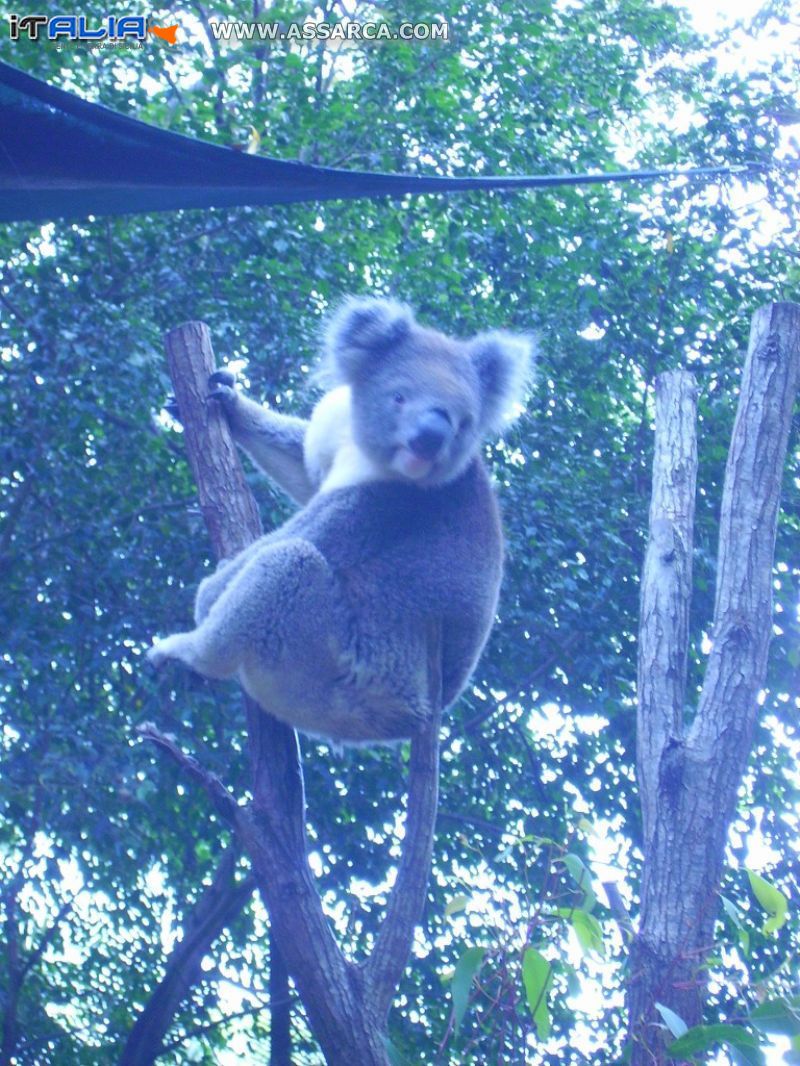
[{"left": 303, "top": 385, "right": 383, "bottom": 493}]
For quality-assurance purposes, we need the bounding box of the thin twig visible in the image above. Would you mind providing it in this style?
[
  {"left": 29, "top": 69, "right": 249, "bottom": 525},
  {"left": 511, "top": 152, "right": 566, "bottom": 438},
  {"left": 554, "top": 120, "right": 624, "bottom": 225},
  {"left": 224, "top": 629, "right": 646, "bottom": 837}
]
[{"left": 137, "top": 722, "right": 241, "bottom": 828}]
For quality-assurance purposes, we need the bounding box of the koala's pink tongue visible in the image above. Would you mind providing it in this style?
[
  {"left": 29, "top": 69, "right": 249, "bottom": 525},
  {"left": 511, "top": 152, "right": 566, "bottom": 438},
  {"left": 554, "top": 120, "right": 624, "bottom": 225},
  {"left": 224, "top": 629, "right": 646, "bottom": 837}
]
[{"left": 393, "top": 447, "right": 433, "bottom": 480}]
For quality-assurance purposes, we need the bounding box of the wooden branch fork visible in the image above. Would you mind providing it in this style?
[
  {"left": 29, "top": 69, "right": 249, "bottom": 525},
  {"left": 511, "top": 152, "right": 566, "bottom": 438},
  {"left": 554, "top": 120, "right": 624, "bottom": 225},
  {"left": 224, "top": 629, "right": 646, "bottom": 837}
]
[
  {"left": 141, "top": 322, "right": 443, "bottom": 1065},
  {"left": 630, "top": 303, "right": 800, "bottom": 1063}
]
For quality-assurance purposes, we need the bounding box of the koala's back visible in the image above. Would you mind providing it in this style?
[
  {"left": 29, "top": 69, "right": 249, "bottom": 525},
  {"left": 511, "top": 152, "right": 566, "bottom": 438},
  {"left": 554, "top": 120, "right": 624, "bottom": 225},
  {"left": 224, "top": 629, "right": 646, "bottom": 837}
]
[{"left": 273, "top": 458, "right": 503, "bottom": 708}]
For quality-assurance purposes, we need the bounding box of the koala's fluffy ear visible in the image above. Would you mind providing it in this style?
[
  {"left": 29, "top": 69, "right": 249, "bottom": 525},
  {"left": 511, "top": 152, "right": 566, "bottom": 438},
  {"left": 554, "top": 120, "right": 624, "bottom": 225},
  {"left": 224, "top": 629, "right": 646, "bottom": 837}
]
[
  {"left": 468, "top": 330, "right": 534, "bottom": 432},
  {"left": 324, "top": 297, "right": 414, "bottom": 382}
]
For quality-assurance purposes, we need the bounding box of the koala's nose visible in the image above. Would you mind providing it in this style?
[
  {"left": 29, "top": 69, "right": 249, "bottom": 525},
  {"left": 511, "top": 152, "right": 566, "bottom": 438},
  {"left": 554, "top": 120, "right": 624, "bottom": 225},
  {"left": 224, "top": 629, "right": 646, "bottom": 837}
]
[{"left": 409, "top": 408, "right": 452, "bottom": 460}]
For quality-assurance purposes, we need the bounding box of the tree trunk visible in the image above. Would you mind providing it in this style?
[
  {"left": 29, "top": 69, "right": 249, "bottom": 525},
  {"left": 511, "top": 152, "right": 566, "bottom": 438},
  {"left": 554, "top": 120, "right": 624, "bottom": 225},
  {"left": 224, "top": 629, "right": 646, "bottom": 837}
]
[{"left": 630, "top": 303, "right": 800, "bottom": 1063}]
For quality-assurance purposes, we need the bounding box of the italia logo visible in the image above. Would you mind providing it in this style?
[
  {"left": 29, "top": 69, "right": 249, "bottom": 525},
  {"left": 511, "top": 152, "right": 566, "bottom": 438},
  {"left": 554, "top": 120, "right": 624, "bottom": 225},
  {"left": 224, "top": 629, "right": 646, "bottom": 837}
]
[{"left": 7, "top": 15, "right": 178, "bottom": 43}]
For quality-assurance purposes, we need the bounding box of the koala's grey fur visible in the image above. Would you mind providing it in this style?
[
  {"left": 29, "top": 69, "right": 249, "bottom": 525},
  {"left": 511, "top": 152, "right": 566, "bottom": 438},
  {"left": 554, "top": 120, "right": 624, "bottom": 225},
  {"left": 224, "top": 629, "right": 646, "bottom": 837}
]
[{"left": 148, "top": 297, "right": 531, "bottom": 744}]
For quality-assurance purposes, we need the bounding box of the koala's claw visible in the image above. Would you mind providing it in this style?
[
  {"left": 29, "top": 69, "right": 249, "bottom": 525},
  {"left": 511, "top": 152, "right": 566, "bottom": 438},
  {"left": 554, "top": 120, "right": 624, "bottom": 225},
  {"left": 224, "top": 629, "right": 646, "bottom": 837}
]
[{"left": 208, "top": 369, "right": 237, "bottom": 402}]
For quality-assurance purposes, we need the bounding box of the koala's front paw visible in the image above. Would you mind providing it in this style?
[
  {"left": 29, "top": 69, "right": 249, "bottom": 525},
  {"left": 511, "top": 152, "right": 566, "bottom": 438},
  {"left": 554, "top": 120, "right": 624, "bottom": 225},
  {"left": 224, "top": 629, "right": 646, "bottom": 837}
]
[{"left": 207, "top": 369, "right": 238, "bottom": 408}]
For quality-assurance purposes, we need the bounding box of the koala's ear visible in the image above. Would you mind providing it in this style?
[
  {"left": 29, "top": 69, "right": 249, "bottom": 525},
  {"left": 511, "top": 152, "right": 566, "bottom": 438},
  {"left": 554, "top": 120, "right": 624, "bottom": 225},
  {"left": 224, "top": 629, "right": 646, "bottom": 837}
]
[
  {"left": 468, "top": 330, "right": 534, "bottom": 432},
  {"left": 324, "top": 297, "right": 414, "bottom": 382}
]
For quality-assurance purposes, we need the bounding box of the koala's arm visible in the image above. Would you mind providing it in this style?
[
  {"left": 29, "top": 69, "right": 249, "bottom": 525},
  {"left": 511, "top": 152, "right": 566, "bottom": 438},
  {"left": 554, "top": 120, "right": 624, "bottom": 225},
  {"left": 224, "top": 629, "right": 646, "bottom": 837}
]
[{"left": 209, "top": 372, "right": 315, "bottom": 505}]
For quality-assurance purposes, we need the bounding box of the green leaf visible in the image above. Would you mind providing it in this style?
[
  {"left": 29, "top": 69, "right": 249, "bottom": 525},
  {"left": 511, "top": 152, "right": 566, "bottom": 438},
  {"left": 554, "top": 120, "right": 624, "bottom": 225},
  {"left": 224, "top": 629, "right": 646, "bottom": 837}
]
[
  {"left": 522, "top": 947, "right": 552, "bottom": 1040},
  {"left": 561, "top": 853, "right": 597, "bottom": 910},
  {"left": 194, "top": 840, "right": 212, "bottom": 863},
  {"left": 750, "top": 997, "right": 800, "bottom": 1038},
  {"left": 747, "top": 870, "right": 789, "bottom": 934},
  {"left": 720, "top": 893, "right": 744, "bottom": 929},
  {"left": 451, "top": 946, "right": 485, "bottom": 1032},
  {"left": 570, "top": 909, "right": 605, "bottom": 957},
  {"left": 721, "top": 893, "right": 751, "bottom": 954},
  {"left": 729, "top": 1044, "right": 767, "bottom": 1066},
  {"left": 656, "top": 1002, "right": 688, "bottom": 1038},
  {"left": 384, "top": 1036, "right": 412, "bottom": 1065},
  {"left": 445, "top": 894, "right": 469, "bottom": 917},
  {"left": 667, "top": 1024, "right": 765, "bottom": 1065}
]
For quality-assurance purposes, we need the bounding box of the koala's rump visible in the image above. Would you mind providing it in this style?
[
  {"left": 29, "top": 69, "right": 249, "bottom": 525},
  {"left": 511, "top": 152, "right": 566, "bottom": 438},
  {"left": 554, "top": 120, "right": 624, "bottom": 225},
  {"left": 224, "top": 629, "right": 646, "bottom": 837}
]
[{"left": 275, "top": 459, "right": 504, "bottom": 710}]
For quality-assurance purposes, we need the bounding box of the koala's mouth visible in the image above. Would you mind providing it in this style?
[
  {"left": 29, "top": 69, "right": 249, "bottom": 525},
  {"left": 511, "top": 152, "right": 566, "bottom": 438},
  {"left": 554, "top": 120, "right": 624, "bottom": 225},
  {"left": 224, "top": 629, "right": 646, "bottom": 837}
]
[{"left": 391, "top": 445, "right": 436, "bottom": 481}]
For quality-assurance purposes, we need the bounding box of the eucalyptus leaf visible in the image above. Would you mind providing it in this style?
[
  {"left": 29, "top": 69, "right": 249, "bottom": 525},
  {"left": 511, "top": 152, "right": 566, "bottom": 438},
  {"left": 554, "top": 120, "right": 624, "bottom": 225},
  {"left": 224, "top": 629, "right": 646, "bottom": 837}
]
[{"left": 451, "top": 946, "right": 486, "bottom": 1032}]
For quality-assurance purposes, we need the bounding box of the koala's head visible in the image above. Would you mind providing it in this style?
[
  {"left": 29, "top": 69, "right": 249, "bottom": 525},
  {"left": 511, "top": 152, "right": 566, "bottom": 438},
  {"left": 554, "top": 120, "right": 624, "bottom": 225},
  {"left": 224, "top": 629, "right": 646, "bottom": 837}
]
[{"left": 321, "top": 296, "right": 533, "bottom": 487}]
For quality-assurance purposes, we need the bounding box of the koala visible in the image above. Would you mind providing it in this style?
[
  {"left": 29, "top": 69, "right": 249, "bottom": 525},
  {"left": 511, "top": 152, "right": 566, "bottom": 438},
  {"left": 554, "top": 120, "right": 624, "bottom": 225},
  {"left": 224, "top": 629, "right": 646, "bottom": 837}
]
[{"left": 148, "top": 297, "right": 531, "bottom": 744}]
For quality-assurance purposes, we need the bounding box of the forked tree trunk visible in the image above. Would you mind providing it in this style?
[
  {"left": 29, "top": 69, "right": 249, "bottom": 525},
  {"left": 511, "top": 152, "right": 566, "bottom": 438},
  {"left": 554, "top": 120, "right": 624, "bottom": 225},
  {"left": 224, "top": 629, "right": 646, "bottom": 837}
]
[{"left": 629, "top": 303, "right": 800, "bottom": 1062}]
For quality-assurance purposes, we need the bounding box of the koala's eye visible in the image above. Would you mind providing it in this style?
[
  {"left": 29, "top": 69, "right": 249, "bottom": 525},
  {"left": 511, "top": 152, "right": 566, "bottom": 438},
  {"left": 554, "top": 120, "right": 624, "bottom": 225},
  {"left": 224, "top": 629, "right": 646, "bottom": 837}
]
[
  {"left": 459, "top": 415, "right": 473, "bottom": 431},
  {"left": 393, "top": 392, "right": 406, "bottom": 406}
]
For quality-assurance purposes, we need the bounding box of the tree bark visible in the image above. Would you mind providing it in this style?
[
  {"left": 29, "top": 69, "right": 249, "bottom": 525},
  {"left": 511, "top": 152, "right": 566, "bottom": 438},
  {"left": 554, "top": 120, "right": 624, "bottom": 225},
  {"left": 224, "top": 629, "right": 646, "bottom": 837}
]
[
  {"left": 636, "top": 369, "right": 698, "bottom": 847},
  {"left": 630, "top": 303, "right": 800, "bottom": 1063},
  {"left": 145, "top": 321, "right": 444, "bottom": 1065},
  {"left": 268, "top": 930, "right": 291, "bottom": 1066}
]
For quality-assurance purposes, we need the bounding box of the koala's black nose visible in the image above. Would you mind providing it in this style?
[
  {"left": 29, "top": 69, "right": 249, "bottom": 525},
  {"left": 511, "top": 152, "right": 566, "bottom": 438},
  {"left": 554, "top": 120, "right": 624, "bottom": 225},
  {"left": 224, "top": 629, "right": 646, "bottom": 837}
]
[{"left": 409, "top": 408, "right": 452, "bottom": 460}]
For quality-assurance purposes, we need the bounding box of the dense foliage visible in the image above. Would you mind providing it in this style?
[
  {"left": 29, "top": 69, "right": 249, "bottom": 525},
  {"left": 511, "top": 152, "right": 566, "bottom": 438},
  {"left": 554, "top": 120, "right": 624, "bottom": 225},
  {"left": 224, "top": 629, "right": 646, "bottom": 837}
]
[{"left": 1, "top": 1, "right": 798, "bottom": 1061}]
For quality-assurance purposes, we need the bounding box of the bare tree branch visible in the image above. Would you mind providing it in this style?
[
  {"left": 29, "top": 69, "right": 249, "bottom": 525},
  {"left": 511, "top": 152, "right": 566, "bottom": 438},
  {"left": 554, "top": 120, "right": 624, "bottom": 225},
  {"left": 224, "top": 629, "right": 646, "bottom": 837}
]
[
  {"left": 21, "top": 897, "right": 74, "bottom": 979},
  {"left": 690, "top": 302, "right": 800, "bottom": 763},
  {"left": 636, "top": 370, "right": 697, "bottom": 845},
  {"left": 137, "top": 722, "right": 241, "bottom": 829},
  {"left": 120, "top": 848, "right": 255, "bottom": 1066},
  {"left": 159, "top": 999, "right": 279, "bottom": 1055}
]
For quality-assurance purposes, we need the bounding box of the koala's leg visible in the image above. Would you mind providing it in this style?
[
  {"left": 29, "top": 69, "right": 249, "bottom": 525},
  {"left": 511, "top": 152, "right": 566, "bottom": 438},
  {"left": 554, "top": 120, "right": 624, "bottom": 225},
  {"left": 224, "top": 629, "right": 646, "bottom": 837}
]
[
  {"left": 194, "top": 537, "right": 271, "bottom": 624},
  {"left": 149, "top": 538, "right": 349, "bottom": 685},
  {"left": 150, "top": 539, "right": 436, "bottom": 741}
]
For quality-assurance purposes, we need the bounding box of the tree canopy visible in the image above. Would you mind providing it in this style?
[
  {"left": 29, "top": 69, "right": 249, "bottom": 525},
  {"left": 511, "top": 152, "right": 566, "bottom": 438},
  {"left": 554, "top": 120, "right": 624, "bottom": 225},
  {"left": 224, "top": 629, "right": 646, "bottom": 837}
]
[{"left": 1, "top": 1, "right": 798, "bottom": 1062}]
